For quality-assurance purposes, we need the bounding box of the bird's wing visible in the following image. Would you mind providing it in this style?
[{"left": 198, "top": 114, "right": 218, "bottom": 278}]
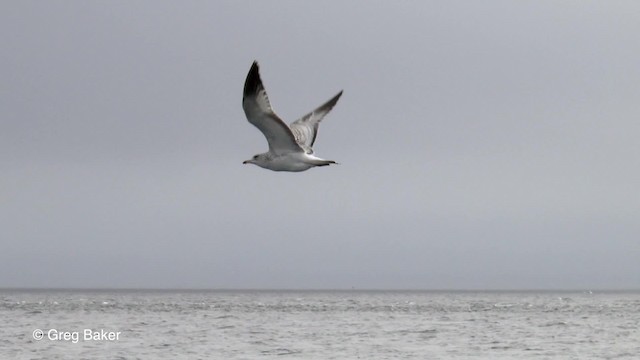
[
  {"left": 290, "top": 90, "right": 343, "bottom": 151},
  {"left": 242, "top": 61, "right": 304, "bottom": 155}
]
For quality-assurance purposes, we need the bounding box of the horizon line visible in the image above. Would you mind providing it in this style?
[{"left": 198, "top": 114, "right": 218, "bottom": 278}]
[{"left": 1, "top": 286, "right": 638, "bottom": 293}]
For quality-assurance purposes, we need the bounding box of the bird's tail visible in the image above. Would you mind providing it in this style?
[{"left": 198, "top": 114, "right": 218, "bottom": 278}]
[{"left": 310, "top": 159, "right": 338, "bottom": 167}]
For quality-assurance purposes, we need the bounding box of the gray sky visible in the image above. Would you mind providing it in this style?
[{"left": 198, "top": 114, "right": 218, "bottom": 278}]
[{"left": 1, "top": 1, "right": 639, "bottom": 290}]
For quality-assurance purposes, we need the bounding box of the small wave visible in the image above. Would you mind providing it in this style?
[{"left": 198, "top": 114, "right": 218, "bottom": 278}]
[
  {"left": 542, "top": 321, "right": 569, "bottom": 327},
  {"left": 261, "top": 348, "right": 302, "bottom": 356},
  {"left": 215, "top": 314, "right": 236, "bottom": 319}
]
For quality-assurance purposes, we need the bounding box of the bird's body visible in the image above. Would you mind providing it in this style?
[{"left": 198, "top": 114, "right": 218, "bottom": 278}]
[
  {"left": 241, "top": 61, "right": 342, "bottom": 172},
  {"left": 247, "top": 152, "right": 334, "bottom": 172}
]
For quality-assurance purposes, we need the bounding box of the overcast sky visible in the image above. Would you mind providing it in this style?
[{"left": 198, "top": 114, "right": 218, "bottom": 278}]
[{"left": 1, "top": 1, "right": 639, "bottom": 290}]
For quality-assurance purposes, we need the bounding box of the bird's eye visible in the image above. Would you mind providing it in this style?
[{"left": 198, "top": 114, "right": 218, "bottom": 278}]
[{"left": 253, "top": 155, "right": 258, "bottom": 159}]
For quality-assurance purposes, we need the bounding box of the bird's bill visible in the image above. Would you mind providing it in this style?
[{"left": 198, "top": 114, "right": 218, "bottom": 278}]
[{"left": 242, "top": 159, "right": 251, "bottom": 164}]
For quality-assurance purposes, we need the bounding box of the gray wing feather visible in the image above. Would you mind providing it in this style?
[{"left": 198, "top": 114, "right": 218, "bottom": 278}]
[
  {"left": 242, "top": 61, "right": 303, "bottom": 155},
  {"left": 290, "top": 90, "right": 343, "bottom": 152}
]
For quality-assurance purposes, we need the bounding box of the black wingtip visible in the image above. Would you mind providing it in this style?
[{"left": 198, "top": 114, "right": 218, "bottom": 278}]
[
  {"left": 323, "top": 90, "right": 344, "bottom": 111},
  {"left": 335, "top": 90, "right": 344, "bottom": 102},
  {"left": 243, "top": 60, "right": 262, "bottom": 98}
]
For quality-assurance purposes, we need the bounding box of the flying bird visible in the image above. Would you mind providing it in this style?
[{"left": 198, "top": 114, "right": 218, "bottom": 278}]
[{"left": 241, "top": 61, "right": 342, "bottom": 172}]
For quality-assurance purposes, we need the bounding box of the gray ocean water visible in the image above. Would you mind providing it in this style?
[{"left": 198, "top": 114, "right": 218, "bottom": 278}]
[{"left": 1, "top": 289, "right": 638, "bottom": 359}]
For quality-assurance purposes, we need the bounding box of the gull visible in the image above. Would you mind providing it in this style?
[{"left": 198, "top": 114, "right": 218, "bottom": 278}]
[{"left": 241, "top": 61, "right": 342, "bottom": 172}]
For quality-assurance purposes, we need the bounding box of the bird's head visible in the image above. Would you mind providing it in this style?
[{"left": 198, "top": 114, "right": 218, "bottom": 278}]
[{"left": 243, "top": 153, "right": 267, "bottom": 166}]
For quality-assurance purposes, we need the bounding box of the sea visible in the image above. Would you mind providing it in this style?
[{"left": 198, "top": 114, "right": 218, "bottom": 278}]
[{"left": 1, "top": 289, "right": 638, "bottom": 359}]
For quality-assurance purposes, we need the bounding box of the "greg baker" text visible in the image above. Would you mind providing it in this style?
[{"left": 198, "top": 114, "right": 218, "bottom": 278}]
[{"left": 47, "top": 329, "right": 121, "bottom": 343}]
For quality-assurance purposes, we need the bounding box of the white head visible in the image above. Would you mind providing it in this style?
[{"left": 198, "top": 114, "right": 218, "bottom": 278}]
[{"left": 242, "top": 153, "right": 271, "bottom": 168}]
